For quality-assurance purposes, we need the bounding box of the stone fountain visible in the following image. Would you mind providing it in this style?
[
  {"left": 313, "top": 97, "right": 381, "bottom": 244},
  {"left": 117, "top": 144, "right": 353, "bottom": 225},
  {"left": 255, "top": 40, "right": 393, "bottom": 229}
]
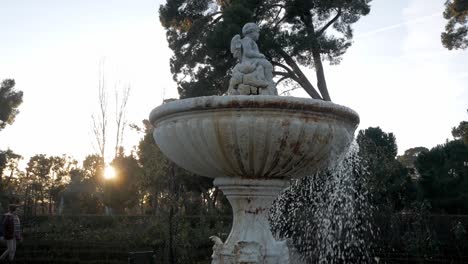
[{"left": 149, "top": 23, "right": 359, "bottom": 264}]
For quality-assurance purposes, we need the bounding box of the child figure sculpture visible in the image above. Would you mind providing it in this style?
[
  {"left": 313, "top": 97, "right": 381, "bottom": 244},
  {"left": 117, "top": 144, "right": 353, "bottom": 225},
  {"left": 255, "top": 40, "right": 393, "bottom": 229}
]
[{"left": 228, "top": 23, "right": 278, "bottom": 95}]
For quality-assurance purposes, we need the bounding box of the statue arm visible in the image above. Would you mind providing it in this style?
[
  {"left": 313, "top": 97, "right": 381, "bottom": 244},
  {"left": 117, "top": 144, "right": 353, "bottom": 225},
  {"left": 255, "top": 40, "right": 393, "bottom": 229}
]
[{"left": 242, "top": 38, "right": 265, "bottom": 59}]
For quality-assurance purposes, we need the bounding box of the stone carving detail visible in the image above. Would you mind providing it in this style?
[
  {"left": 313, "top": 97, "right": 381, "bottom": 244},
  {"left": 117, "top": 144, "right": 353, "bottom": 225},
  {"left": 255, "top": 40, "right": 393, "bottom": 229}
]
[
  {"left": 210, "top": 235, "right": 225, "bottom": 264},
  {"left": 234, "top": 241, "right": 262, "bottom": 263},
  {"left": 228, "top": 23, "right": 278, "bottom": 96}
]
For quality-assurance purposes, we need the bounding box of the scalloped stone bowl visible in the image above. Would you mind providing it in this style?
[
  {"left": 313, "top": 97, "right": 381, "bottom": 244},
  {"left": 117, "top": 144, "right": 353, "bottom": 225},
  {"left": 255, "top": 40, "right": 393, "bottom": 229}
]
[
  {"left": 150, "top": 95, "right": 359, "bottom": 263},
  {"left": 149, "top": 95, "right": 359, "bottom": 180}
]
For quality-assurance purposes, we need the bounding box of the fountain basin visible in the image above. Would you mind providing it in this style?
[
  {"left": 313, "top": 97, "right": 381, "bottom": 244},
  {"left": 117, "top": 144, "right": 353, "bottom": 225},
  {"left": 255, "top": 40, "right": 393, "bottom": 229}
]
[{"left": 149, "top": 95, "right": 359, "bottom": 180}]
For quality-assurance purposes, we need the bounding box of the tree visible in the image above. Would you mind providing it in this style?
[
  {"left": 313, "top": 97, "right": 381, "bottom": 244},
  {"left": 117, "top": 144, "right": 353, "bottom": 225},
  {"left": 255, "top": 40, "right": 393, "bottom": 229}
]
[
  {"left": 136, "top": 118, "right": 226, "bottom": 215},
  {"left": 159, "top": 0, "right": 371, "bottom": 100},
  {"left": 25, "top": 154, "right": 53, "bottom": 215},
  {"left": 0, "top": 149, "right": 22, "bottom": 210},
  {"left": 441, "top": 0, "right": 468, "bottom": 50},
  {"left": 62, "top": 168, "right": 103, "bottom": 214},
  {"left": 102, "top": 151, "right": 140, "bottom": 214},
  {"left": 0, "top": 150, "right": 21, "bottom": 188},
  {"left": 92, "top": 62, "right": 108, "bottom": 162},
  {"left": 452, "top": 120, "right": 468, "bottom": 144},
  {"left": 114, "top": 83, "right": 131, "bottom": 159},
  {"left": 0, "top": 79, "right": 23, "bottom": 131},
  {"left": 357, "top": 127, "right": 415, "bottom": 211},
  {"left": 23, "top": 154, "right": 76, "bottom": 215},
  {"left": 136, "top": 120, "right": 170, "bottom": 214},
  {"left": 398, "top": 147, "right": 429, "bottom": 178},
  {"left": 47, "top": 155, "right": 77, "bottom": 215},
  {"left": 136, "top": 117, "right": 231, "bottom": 262},
  {"left": 415, "top": 140, "right": 468, "bottom": 214},
  {"left": 92, "top": 60, "right": 131, "bottom": 164},
  {"left": 81, "top": 154, "right": 105, "bottom": 212}
]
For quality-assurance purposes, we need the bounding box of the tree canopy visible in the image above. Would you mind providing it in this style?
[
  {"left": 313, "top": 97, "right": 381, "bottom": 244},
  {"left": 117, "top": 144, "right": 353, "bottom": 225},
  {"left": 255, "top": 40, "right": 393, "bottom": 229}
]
[
  {"left": 357, "top": 127, "right": 415, "bottom": 210},
  {"left": 159, "top": 0, "right": 371, "bottom": 100},
  {"left": 0, "top": 79, "right": 23, "bottom": 130},
  {"left": 441, "top": 0, "right": 468, "bottom": 50},
  {"left": 452, "top": 120, "right": 468, "bottom": 144},
  {"left": 415, "top": 140, "right": 468, "bottom": 214}
]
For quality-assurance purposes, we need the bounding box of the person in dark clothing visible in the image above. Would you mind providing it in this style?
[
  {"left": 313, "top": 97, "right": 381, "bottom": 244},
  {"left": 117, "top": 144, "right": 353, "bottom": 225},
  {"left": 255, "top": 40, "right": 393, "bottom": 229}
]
[{"left": 0, "top": 205, "right": 19, "bottom": 262}]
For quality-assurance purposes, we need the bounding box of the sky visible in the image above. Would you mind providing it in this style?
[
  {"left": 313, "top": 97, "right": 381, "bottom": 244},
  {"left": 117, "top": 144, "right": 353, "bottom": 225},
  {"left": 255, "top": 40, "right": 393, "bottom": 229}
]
[{"left": 0, "top": 0, "right": 467, "bottom": 166}]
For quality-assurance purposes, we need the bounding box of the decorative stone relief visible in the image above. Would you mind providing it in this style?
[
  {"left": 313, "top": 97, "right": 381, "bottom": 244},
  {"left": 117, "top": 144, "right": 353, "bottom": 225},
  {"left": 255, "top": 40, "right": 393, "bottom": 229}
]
[
  {"left": 210, "top": 235, "right": 225, "bottom": 264},
  {"left": 228, "top": 23, "right": 278, "bottom": 96}
]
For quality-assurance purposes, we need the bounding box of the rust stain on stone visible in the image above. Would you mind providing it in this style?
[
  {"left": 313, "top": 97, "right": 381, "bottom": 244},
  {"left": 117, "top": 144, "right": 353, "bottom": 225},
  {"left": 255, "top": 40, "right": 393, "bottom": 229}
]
[{"left": 244, "top": 207, "right": 266, "bottom": 214}]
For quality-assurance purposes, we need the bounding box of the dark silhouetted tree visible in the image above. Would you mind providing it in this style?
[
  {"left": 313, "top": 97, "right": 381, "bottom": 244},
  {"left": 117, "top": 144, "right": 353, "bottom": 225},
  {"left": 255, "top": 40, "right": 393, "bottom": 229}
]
[
  {"left": 441, "top": 0, "right": 468, "bottom": 50},
  {"left": 0, "top": 79, "right": 23, "bottom": 131},
  {"left": 159, "top": 0, "right": 371, "bottom": 100},
  {"left": 416, "top": 140, "right": 468, "bottom": 214},
  {"left": 0, "top": 150, "right": 22, "bottom": 210},
  {"left": 103, "top": 151, "right": 140, "bottom": 214},
  {"left": 452, "top": 120, "right": 468, "bottom": 144},
  {"left": 398, "top": 147, "right": 429, "bottom": 179},
  {"left": 357, "top": 127, "right": 415, "bottom": 211}
]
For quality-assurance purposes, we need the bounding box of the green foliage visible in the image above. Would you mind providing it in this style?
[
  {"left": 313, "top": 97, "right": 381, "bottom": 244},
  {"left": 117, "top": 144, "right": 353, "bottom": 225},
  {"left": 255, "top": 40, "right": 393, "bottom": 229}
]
[
  {"left": 400, "top": 202, "right": 441, "bottom": 260},
  {"left": 398, "top": 147, "right": 429, "bottom": 168},
  {"left": 0, "top": 149, "right": 22, "bottom": 210},
  {"left": 398, "top": 146, "right": 429, "bottom": 179},
  {"left": 20, "top": 215, "right": 230, "bottom": 264},
  {"left": 136, "top": 119, "right": 230, "bottom": 217},
  {"left": 415, "top": 139, "right": 468, "bottom": 214},
  {"left": 452, "top": 120, "right": 468, "bottom": 144},
  {"left": 357, "top": 127, "right": 415, "bottom": 211},
  {"left": 0, "top": 79, "right": 23, "bottom": 130},
  {"left": 159, "top": 0, "right": 372, "bottom": 100},
  {"left": 441, "top": 0, "right": 468, "bottom": 50},
  {"left": 137, "top": 120, "right": 170, "bottom": 212},
  {"left": 103, "top": 154, "right": 141, "bottom": 213},
  {"left": 22, "top": 154, "right": 77, "bottom": 216}
]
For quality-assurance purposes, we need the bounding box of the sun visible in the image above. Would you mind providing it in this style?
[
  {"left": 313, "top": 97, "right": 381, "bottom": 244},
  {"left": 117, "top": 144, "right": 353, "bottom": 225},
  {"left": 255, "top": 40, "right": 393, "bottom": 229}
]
[{"left": 104, "top": 165, "right": 116, "bottom": 180}]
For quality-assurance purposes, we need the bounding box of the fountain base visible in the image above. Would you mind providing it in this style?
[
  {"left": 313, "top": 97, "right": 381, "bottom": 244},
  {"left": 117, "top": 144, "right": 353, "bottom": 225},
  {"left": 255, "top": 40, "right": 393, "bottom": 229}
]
[{"left": 211, "top": 178, "right": 303, "bottom": 264}]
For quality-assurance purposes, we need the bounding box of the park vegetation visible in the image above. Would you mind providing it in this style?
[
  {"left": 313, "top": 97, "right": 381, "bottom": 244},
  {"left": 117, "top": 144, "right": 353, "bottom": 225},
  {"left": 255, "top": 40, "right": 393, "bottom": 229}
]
[
  {"left": 1, "top": 76, "right": 467, "bottom": 262},
  {"left": 1, "top": 0, "right": 467, "bottom": 262}
]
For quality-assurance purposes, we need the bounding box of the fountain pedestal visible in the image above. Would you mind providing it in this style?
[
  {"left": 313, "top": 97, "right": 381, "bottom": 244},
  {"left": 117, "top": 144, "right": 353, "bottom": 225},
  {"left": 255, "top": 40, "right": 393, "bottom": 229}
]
[
  {"left": 149, "top": 95, "right": 359, "bottom": 264},
  {"left": 212, "top": 178, "right": 289, "bottom": 263}
]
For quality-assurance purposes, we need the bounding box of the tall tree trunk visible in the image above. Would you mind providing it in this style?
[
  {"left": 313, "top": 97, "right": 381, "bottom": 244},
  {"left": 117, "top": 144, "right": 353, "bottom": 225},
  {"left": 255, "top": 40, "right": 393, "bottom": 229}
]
[
  {"left": 168, "top": 163, "right": 177, "bottom": 264},
  {"left": 168, "top": 206, "right": 175, "bottom": 264},
  {"left": 33, "top": 190, "right": 37, "bottom": 216},
  {"left": 304, "top": 13, "right": 332, "bottom": 101},
  {"left": 312, "top": 49, "right": 331, "bottom": 101},
  {"left": 49, "top": 193, "right": 53, "bottom": 215},
  {"left": 276, "top": 49, "right": 323, "bottom": 100}
]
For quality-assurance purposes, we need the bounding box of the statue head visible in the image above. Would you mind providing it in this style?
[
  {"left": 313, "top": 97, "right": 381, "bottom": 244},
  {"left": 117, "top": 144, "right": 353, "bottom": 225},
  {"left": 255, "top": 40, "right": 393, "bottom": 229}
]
[{"left": 242, "top": 23, "right": 260, "bottom": 40}]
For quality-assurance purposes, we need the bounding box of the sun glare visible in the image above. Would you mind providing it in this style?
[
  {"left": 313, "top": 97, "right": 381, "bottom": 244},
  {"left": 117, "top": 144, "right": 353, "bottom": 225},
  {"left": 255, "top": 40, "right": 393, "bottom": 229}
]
[{"left": 104, "top": 165, "right": 116, "bottom": 180}]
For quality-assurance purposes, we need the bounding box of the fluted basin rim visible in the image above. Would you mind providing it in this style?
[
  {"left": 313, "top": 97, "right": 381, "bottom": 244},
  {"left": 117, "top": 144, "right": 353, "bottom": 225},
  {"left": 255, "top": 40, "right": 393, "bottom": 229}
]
[{"left": 149, "top": 95, "right": 359, "bottom": 125}]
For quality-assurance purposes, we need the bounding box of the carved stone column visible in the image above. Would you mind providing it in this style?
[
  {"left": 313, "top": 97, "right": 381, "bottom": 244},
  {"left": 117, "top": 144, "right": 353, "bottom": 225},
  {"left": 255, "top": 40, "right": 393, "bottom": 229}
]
[{"left": 211, "top": 178, "right": 290, "bottom": 264}]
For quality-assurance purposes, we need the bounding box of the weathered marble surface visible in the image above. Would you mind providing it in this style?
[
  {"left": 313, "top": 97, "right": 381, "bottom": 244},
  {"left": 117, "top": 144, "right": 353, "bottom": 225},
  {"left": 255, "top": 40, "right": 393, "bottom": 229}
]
[
  {"left": 228, "top": 23, "right": 277, "bottom": 96},
  {"left": 150, "top": 95, "right": 359, "bottom": 263},
  {"left": 209, "top": 178, "right": 294, "bottom": 263},
  {"left": 149, "top": 95, "right": 359, "bottom": 179}
]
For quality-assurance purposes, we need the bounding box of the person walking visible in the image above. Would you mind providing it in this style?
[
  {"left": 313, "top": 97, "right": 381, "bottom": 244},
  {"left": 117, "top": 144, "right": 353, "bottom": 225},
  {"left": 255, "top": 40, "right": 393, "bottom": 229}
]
[{"left": 0, "top": 205, "right": 20, "bottom": 263}]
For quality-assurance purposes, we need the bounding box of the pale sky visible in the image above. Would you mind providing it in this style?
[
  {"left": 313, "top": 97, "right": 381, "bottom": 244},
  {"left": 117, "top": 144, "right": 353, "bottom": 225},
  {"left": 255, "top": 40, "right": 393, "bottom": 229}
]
[{"left": 0, "top": 0, "right": 467, "bottom": 166}]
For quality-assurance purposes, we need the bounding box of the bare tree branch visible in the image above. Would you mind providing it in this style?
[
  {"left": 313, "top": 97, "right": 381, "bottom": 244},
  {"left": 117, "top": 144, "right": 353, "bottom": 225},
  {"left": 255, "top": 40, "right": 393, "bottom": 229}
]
[
  {"left": 272, "top": 61, "right": 295, "bottom": 76},
  {"left": 275, "top": 48, "right": 323, "bottom": 99},
  {"left": 280, "top": 86, "right": 301, "bottom": 95},
  {"left": 272, "top": 5, "right": 285, "bottom": 25},
  {"left": 115, "top": 83, "right": 131, "bottom": 158},
  {"left": 317, "top": 8, "right": 342, "bottom": 36},
  {"left": 275, "top": 75, "right": 290, "bottom": 86}
]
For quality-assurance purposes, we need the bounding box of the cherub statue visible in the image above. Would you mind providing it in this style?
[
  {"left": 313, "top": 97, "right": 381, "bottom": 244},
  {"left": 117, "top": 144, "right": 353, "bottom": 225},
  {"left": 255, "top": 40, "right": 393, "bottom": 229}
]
[{"left": 228, "top": 23, "right": 277, "bottom": 96}]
